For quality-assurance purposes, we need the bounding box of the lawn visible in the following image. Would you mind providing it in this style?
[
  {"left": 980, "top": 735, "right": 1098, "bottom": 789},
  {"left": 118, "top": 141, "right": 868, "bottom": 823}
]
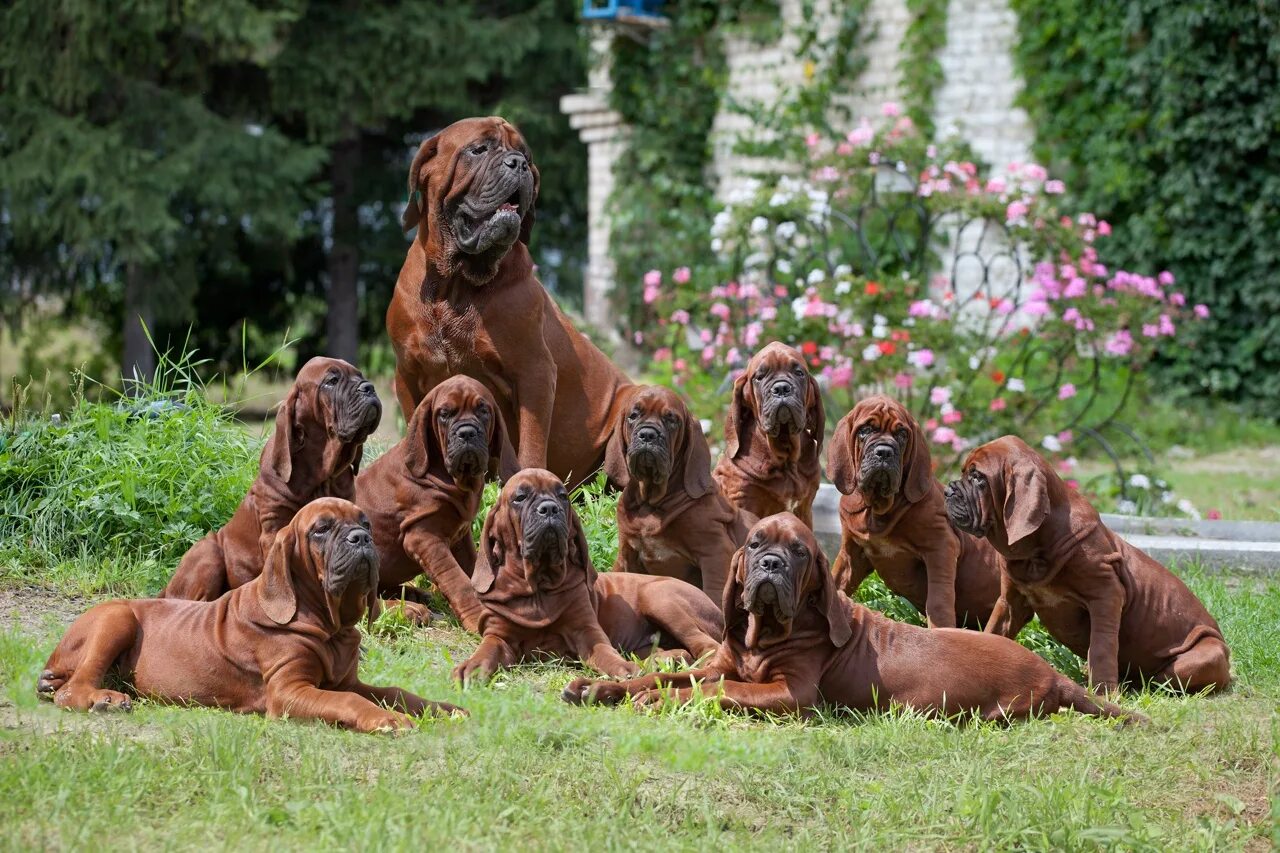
[{"left": 1, "top": 376, "right": 1278, "bottom": 850}]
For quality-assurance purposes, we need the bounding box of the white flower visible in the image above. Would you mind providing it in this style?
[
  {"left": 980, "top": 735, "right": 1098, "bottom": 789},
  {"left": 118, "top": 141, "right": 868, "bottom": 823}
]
[
  {"left": 776, "top": 259, "right": 792, "bottom": 275},
  {"left": 1116, "top": 499, "right": 1138, "bottom": 515},
  {"left": 1041, "top": 435, "right": 1063, "bottom": 453},
  {"left": 1161, "top": 491, "right": 1174, "bottom": 505},
  {"left": 711, "top": 210, "right": 732, "bottom": 237},
  {"left": 775, "top": 221, "right": 797, "bottom": 241},
  {"left": 769, "top": 191, "right": 792, "bottom": 207},
  {"left": 873, "top": 314, "right": 887, "bottom": 326},
  {"left": 699, "top": 419, "right": 712, "bottom": 435},
  {"left": 791, "top": 297, "right": 810, "bottom": 318},
  {"left": 807, "top": 268, "right": 826, "bottom": 284},
  {"left": 834, "top": 280, "right": 852, "bottom": 296},
  {"left": 1128, "top": 474, "right": 1152, "bottom": 490},
  {"left": 743, "top": 252, "right": 768, "bottom": 269},
  {"left": 968, "top": 355, "right": 981, "bottom": 370},
  {"left": 1007, "top": 377, "right": 1026, "bottom": 392},
  {"left": 834, "top": 264, "right": 853, "bottom": 278},
  {"left": 862, "top": 344, "right": 881, "bottom": 361},
  {"left": 872, "top": 324, "right": 888, "bottom": 339},
  {"left": 710, "top": 238, "right": 723, "bottom": 253},
  {"left": 1177, "top": 498, "right": 1201, "bottom": 520},
  {"left": 751, "top": 216, "right": 769, "bottom": 234}
]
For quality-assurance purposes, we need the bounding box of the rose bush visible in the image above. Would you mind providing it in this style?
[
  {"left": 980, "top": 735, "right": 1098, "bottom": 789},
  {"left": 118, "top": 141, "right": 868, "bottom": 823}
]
[{"left": 630, "top": 106, "right": 1208, "bottom": 512}]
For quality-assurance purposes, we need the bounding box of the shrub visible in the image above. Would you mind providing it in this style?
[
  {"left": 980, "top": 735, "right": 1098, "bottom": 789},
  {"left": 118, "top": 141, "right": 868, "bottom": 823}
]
[{"left": 632, "top": 107, "right": 1207, "bottom": 486}]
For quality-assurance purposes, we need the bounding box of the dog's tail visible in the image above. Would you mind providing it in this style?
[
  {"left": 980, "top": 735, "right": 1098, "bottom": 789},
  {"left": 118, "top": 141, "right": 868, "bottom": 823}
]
[{"left": 1059, "top": 677, "right": 1147, "bottom": 726}]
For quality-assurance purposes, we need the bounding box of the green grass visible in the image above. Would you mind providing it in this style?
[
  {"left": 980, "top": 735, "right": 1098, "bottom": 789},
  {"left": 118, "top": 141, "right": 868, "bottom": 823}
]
[{"left": 1, "top": 370, "right": 1278, "bottom": 849}]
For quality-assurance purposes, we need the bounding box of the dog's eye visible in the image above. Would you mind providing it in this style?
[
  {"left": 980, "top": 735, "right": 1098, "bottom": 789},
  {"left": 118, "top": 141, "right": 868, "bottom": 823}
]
[
  {"left": 895, "top": 427, "right": 909, "bottom": 439},
  {"left": 662, "top": 413, "right": 678, "bottom": 425},
  {"left": 470, "top": 142, "right": 489, "bottom": 156},
  {"left": 754, "top": 369, "right": 768, "bottom": 381},
  {"left": 627, "top": 410, "right": 640, "bottom": 421},
  {"left": 969, "top": 470, "right": 985, "bottom": 484},
  {"left": 857, "top": 424, "right": 876, "bottom": 438},
  {"left": 323, "top": 373, "right": 339, "bottom": 387},
  {"left": 311, "top": 521, "right": 332, "bottom": 537},
  {"left": 792, "top": 365, "right": 805, "bottom": 376},
  {"left": 747, "top": 539, "right": 760, "bottom": 550},
  {"left": 790, "top": 543, "right": 808, "bottom": 557},
  {"left": 437, "top": 408, "right": 453, "bottom": 420},
  {"left": 476, "top": 403, "right": 488, "bottom": 416},
  {"left": 512, "top": 489, "right": 529, "bottom": 503}
]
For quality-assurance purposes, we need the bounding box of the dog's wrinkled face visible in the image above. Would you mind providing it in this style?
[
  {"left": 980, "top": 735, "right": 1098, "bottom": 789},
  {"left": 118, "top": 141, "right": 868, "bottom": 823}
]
[
  {"left": 738, "top": 515, "right": 823, "bottom": 649},
  {"left": 433, "top": 379, "right": 496, "bottom": 480},
  {"left": 297, "top": 498, "right": 379, "bottom": 628},
  {"left": 850, "top": 399, "right": 912, "bottom": 506},
  {"left": 403, "top": 116, "right": 539, "bottom": 278},
  {"left": 295, "top": 357, "right": 382, "bottom": 445},
  {"left": 944, "top": 446, "right": 1001, "bottom": 538},
  {"left": 621, "top": 386, "right": 692, "bottom": 492},
  {"left": 748, "top": 343, "right": 811, "bottom": 438},
  {"left": 505, "top": 469, "right": 572, "bottom": 586}
]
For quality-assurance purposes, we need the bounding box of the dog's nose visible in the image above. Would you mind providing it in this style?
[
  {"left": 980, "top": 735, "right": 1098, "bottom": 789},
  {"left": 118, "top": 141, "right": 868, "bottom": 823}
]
[
  {"left": 358, "top": 381, "right": 376, "bottom": 397},
  {"left": 873, "top": 443, "right": 895, "bottom": 459},
  {"left": 635, "top": 425, "right": 660, "bottom": 443},
  {"left": 757, "top": 553, "right": 785, "bottom": 574},
  {"left": 345, "top": 528, "right": 372, "bottom": 548},
  {"left": 502, "top": 152, "right": 528, "bottom": 172},
  {"left": 455, "top": 423, "right": 479, "bottom": 442},
  {"left": 535, "top": 499, "right": 562, "bottom": 518},
  {"left": 770, "top": 380, "right": 794, "bottom": 397}
]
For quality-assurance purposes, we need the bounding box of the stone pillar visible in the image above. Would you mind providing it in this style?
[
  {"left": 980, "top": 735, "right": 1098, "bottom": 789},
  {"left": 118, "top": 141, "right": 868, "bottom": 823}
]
[{"left": 560, "top": 31, "right": 629, "bottom": 333}]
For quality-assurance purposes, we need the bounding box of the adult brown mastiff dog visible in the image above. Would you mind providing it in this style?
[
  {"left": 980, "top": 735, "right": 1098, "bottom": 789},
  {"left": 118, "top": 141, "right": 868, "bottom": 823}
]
[
  {"left": 388, "top": 116, "right": 633, "bottom": 488},
  {"left": 713, "top": 342, "right": 824, "bottom": 526},
  {"left": 453, "top": 469, "right": 723, "bottom": 685},
  {"left": 161, "top": 358, "right": 381, "bottom": 601},
  {"left": 355, "top": 375, "right": 515, "bottom": 631},
  {"left": 944, "top": 436, "right": 1231, "bottom": 693},
  {"left": 610, "top": 385, "right": 753, "bottom": 603},
  {"left": 40, "top": 499, "right": 464, "bottom": 731},
  {"left": 826, "top": 395, "right": 1014, "bottom": 630},
  {"left": 564, "top": 513, "right": 1139, "bottom": 723}
]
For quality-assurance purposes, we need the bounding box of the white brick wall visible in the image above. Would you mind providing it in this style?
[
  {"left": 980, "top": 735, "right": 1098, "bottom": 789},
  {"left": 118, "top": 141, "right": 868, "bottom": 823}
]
[{"left": 563, "top": 0, "right": 1034, "bottom": 326}]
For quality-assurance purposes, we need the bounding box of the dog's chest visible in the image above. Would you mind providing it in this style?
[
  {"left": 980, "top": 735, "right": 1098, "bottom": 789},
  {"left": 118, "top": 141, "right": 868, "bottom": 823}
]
[
  {"left": 419, "top": 305, "right": 486, "bottom": 371},
  {"left": 863, "top": 538, "right": 907, "bottom": 560},
  {"left": 632, "top": 536, "right": 684, "bottom": 567}
]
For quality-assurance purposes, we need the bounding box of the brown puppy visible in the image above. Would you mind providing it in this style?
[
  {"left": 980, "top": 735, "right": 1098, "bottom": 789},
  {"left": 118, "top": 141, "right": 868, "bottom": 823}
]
[
  {"left": 713, "top": 342, "right": 824, "bottom": 526},
  {"left": 355, "top": 376, "right": 515, "bottom": 631},
  {"left": 454, "top": 469, "right": 723, "bottom": 685},
  {"left": 564, "top": 513, "right": 1138, "bottom": 723},
  {"left": 40, "top": 498, "right": 464, "bottom": 732},
  {"left": 945, "top": 436, "right": 1231, "bottom": 693},
  {"left": 387, "top": 115, "right": 634, "bottom": 488},
  {"left": 161, "top": 358, "right": 381, "bottom": 600},
  {"left": 826, "top": 395, "right": 1016, "bottom": 630},
  {"left": 610, "top": 385, "right": 753, "bottom": 603}
]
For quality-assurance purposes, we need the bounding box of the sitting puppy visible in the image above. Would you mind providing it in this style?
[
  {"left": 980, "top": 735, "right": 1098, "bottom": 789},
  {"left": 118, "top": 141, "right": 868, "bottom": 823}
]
[
  {"left": 356, "top": 376, "right": 515, "bottom": 631},
  {"left": 826, "top": 395, "right": 1016, "bottom": 630},
  {"left": 161, "top": 357, "right": 381, "bottom": 600},
  {"left": 453, "top": 469, "right": 723, "bottom": 685},
  {"left": 564, "top": 513, "right": 1139, "bottom": 724},
  {"left": 944, "top": 436, "right": 1231, "bottom": 693},
  {"left": 713, "top": 342, "right": 825, "bottom": 526},
  {"left": 609, "top": 385, "right": 753, "bottom": 602},
  {"left": 40, "top": 499, "right": 464, "bottom": 732}
]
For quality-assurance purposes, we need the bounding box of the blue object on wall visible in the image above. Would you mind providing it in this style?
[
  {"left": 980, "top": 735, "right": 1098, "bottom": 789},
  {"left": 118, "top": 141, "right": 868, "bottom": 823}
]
[{"left": 581, "top": 0, "right": 666, "bottom": 21}]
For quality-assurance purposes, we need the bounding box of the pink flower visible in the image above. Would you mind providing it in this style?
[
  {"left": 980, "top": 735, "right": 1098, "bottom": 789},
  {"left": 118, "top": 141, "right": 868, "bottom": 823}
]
[
  {"left": 929, "top": 386, "right": 951, "bottom": 406},
  {"left": 673, "top": 266, "right": 691, "bottom": 284},
  {"left": 1158, "top": 270, "right": 1175, "bottom": 286},
  {"left": 908, "top": 299, "right": 934, "bottom": 318},
  {"left": 942, "top": 409, "right": 963, "bottom": 425},
  {"left": 836, "top": 142, "right": 853, "bottom": 156},
  {"left": 633, "top": 331, "right": 644, "bottom": 345},
  {"left": 1044, "top": 179, "right": 1065, "bottom": 194},
  {"left": 932, "top": 426, "right": 956, "bottom": 444},
  {"left": 989, "top": 397, "right": 1007, "bottom": 412},
  {"left": 709, "top": 302, "right": 731, "bottom": 321},
  {"left": 1169, "top": 292, "right": 1186, "bottom": 306},
  {"left": 673, "top": 358, "right": 687, "bottom": 372},
  {"left": 805, "top": 132, "right": 821, "bottom": 148},
  {"left": 1023, "top": 300, "right": 1050, "bottom": 316},
  {"left": 1006, "top": 200, "right": 1029, "bottom": 223},
  {"left": 653, "top": 347, "right": 672, "bottom": 362},
  {"left": 744, "top": 320, "right": 764, "bottom": 348},
  {"left": 1207, "top": 509, "right": 1222, "bottom": 521},
  {"left": 925, "top": 419, "right": 938, "bottom": 431},
  {"left": 699, "top": 328, "right": 712, "bottom": 344},
  {"left": 847, "top": 121, "right": 874, "bottom": 147},
  {"left": 1066, "top": 479, "right": 1080, "bottom": 491},
  {"left": 1142, "top": 323, "right": 1159, "bottom": 337},
  {"left": 670, "top": 309, "right": 690, "bottom": 325},
  {"left": 1098, "top": 220, "right": 1111, "bottom": 236},
  {"left": 1194, "top": 304, "right": 1210, "bottom": 319},
  {"left": 908, "top": 348, "right": 935, "bottom": 368},
  {"left": 831, "top": 364, "right": 854, "bottom": 388},
  {"left": 644, "top": 269, "right": 662, "bottom": 287},
  {"left": 1105, "top": 329, "right": 1133, "bottom": 356},
  {"left": 1058, "top": 383, "right": 1077, "bottom": 400},
  {"left": 1159, "top": 314, "right": 1176, "bottom": 336},
  {"left": 1057, "top": 458, "right": 1075, "bottom": 474},
  {"left": 1057, "top": 430, "right": 1073, "bottom": 444},
  {"left": 701, "top": 345, "right": 716, "bottom": 363},
  {"left": 985, "top": 178, "right": 1007, "bottom": 194},
  {"left": 881, "top": 101, "right": 902, "bottom": 117},
  {"left": 643, "top": 285, "right": 660, "bottom": 304},
  {"left": 1022, "top": 163, "right": 1048, "bottom": 182},
  {"left": 893, "top": 372, "right": 913, "bottom": 389},
  {"left": 995, "top": 299, "right": 1014, "bottom": 315}
]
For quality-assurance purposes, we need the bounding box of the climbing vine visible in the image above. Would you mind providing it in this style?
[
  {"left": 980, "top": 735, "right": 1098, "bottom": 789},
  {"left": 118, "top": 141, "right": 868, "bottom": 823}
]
[{"left": 898, "top": 0, "right": 947, "bottom": 136}]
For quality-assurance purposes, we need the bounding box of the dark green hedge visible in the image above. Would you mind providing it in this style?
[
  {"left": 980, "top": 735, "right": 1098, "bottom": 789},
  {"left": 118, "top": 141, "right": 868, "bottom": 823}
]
[{"left": 1011, "top": 0, "right": 1280, "bottom": 416}]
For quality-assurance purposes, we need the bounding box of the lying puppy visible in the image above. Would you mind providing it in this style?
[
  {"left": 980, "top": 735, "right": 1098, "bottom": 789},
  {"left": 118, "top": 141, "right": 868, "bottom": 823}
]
[
  {"left": 945, "top": 436, "right": 1231, "bottom": 693},
  {"left": 826, "top": 395, "right": 1016, "bottom": 630},
  {"left": 161, "top": 357, "right": 381, "bottom": 600},
  {"left": 356, "top": 376, "right": 516, "bottom": 631},
  {"left": 454, "top": 469, "right": 723, "bottom": 685},
  {"left": 40, "top": 499, "right": 463, "bottom": 732},
  {"left": 564, "top": 513, "right": 1138, "bottom": 723},
  {"left": 609, "top": 385, "right": 753, "bottom": 602},
  {"left": 713, "top": 342, "right": 824, "bottom": 525}
]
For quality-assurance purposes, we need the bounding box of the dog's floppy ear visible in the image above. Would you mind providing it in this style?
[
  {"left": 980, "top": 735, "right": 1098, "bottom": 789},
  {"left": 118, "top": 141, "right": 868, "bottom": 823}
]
[
  {"left": 566, "top": 500, "right": 598, "bottom": 593},
  {"left": 403, "top": 387, "right": 442, "bottom": 480},
  {"left": 603, "top": 397, "right": 632, "bottom": 489},
  {"left": 1002, "top": 455, "right": 1050, "bottom": 546},
  {"left": 258, "top": 526, "right": 299, "bottom": 625},
  {"left": 682, "top": 413, "right": 714, "bottom": 499},
  {"left": 351, "top": 443, "right": 365, "bottom": 478},
  {"left": 721, "top": 547, "right": 748, "bottom": 637},
  {"left": 519, "top": 159, "right": 540, "bottom": 246},
  {"left": 263, "top": 389, "right": 299, "bottom": 485},
  {"left": 825, "top": 412, "right": 858, "bottom": 496},
  {"left": 488, "top": 407, "right": 519, "bottom": 481},
  {"left": 902, "top": 415, "right": 934, "bottom": 505},
  {"left": 402, "top": 134, "right": 440, "bottom": 233},
  {"left": 471, "top": 503, "right": 507, "bottom": 594},
  {"left": 723, "top": 370, "right": 753, "bottom": 460},
  {"left": 805, "top": 373, "right": 826, "bottom": 450},
  {"left": 813, "top": 546, "right": 852, "bottom": 647}
]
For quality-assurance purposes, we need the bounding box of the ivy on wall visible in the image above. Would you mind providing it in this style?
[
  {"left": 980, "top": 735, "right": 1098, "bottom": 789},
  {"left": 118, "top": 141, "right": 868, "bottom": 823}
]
[
  {"left": 1011, "top": 0, "right": 1280, "bottom": 416},
  {"left": 898, "top": 0, "right": 947, "bottom": 136}
]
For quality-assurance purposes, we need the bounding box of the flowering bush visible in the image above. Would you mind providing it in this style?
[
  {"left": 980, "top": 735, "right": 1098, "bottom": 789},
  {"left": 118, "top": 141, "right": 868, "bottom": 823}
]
[{"left": 632, "top": 105, "right": 1209, "bottom": 487}]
